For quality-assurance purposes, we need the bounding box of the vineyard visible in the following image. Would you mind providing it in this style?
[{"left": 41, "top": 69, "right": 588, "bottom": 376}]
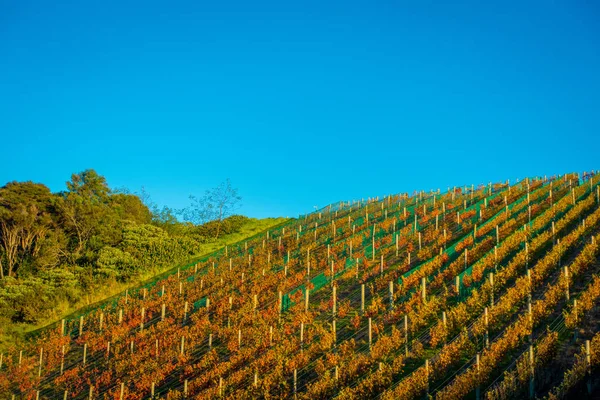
[{"left": 2, "top": 172, "right": 600, "bottom": 399}]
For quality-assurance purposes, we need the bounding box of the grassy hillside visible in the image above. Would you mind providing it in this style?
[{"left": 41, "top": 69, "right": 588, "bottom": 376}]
[
  {"left": 2, "top": 172, "right": 600, "bottom": 399},
  {"left": 0, "top": 169, "right": 288, "bottom": 351},
  {"left": 1, "top": 216, "right": 287, "bottom": 350}
]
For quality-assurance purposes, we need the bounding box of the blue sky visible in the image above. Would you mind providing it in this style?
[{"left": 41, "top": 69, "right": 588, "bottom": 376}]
[{"left": 1, "top": 1, "right": 599, "bottom": 218}]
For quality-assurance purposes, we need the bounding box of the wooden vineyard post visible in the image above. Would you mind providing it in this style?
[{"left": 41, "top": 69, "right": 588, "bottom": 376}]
[
  {"left": 372, "top": 236, "right": 375, "bottom": 261},
  {"left": 456, "top": 275, "right": 460, "bottom": 296},
  {"left": 151, "top": 382, "right": 155, "bottom": 398},
  {"left": 119, "top": 382, "right": 125, "bottom": 400},
  {"left": 404, "top": 315, "right": 409, "bottom": 356},
  {"left": 395, "top": 234, "right": 399, "bottom": 256},
  {"left": 564, "top": 266, "right": 570, "bottom": 300},
  {"left": 118, "top": 309, "right": 123, "bottom": 324},
  {"left": 476, "top": 353, "right": 481, "bottom": 400},
  {"left": 380, "top": 255, "right": 384, "bottom": 274},
  {"left": 442, "top": 311, "right": 447, "bottom": 335},
  {"left": 361, "top": 284, "right": 365, "bottom": 315},
  {"left": 79, "top": 315, "right": 84, "bottom": 337},
  {"left": 161, "top": 303, "right": 166, "bottom": 321},
  {"left": 330, "top": 260, "right": 334, "bottom": 284},
  {"left": 389, "top": 281, "right": 394, "bottom": 309},
  {"left": 305, "top": 289, "right": 310, "bottom": 312},
  {"left": 32, "top": 347, "right": 42, "bottom": 378},
  {"left": 88, "top": 386, "right": 93, "bottom": 400},
  {"left": 425, "top": 359, "right": 430, "bottom": 397},
  {"left": 332, "top": 319, "right": 337, "bottom": 347},
  {"left": 269, "top": 326, "right": 273, "bottom": 346},
  {"left": 484, "top": 307, "right": 489, "bottom": 348},
  {"left": 293, "top": 369, "right": 297, "bottom": 398},
  {"left": 140, "top": 307, "right": 145, "bottom": 331},
  {"left": 356, "top": 258, "right": 359, "bottom": 280},
  {"left": 557, "top": 233, "right": 562, "bottom": 266},
  {"left": 184, "top": 301, "right": 189, "bottom": 323},
  {"left": 83, "top": 343, "right": 87, "bottom": 365},
  {"left": 99, "top": 312, "right": 104, "bottom": 331},
  {"left": 279, "top": 291, "right": 283, "bottom": 318},
  {"left": 61, "top": 319, "right": 65, "bottom": 336},
  {"left": 332, "top": 285, "right": 337, "bottom": 317},
  {"left": 181, "top": 336, "right": 185, "bottom": 355},
  {"left": 184, "top": 379, "right": 189, "bottom": 397},
  {"left": 496, "top": 225, "right": 499, "bottom": 245},
  {"left": 421, "top": 277, "right": 427, "bottom": 303},
  {"left": 300, "top": 322, "right": 304, "bottom": 349},
  {"left": 490, "top": 272, "right": 495, "bottom": 307},
  {"left": 60, "top": 345, "right": 65, "bottom": 375},
  {"left": 586, "top": 340, "right": 592, "bottom": 395},
  {"left": 209, "top": 333, "right": 213, "bottom": 350},
  {"left": 368, "top": 317, "right": 372, "bottom": 351},
  {"left": 528, "top": 296, "right": 533, "bottom": 343},
  {"left": 529, "top": 345, "right": 535, "bottom": 398}
]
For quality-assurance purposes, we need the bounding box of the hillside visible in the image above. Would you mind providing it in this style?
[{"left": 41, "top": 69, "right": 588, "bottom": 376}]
[
  {"left": 2, "top": 172, "right": 600, "bottom": 399},
  {"left": 0, "top": 170, "right": 287, "bottom": 350}
]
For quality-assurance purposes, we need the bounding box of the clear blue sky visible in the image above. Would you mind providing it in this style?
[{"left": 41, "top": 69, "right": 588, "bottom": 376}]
[{"left": 1, "top": 1, "right": 599, "bottom": 218}]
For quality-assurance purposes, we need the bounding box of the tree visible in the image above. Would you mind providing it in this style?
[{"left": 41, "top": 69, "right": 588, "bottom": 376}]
[
  {"left": 182, "top": 179, "right": 242, "bottom": 239},
  {"left": 59, "top": 169, "right": 112, "bottom": 256},
  {"left": 0, "top": 182, "right": 61, "bottom": 279}
]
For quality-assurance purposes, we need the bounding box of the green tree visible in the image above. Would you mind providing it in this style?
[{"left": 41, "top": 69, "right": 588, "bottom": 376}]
[
  {"left": 58, "top": 169, "right": 112, "bottom": 257},
  {"left": 0, "top": 182, "right": 62, "bottom": 279}
]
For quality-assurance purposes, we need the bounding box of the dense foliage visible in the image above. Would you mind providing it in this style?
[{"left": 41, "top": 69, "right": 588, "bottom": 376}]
[{"left": 0, "top": 170, "right": 250, "bottom": 327}]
